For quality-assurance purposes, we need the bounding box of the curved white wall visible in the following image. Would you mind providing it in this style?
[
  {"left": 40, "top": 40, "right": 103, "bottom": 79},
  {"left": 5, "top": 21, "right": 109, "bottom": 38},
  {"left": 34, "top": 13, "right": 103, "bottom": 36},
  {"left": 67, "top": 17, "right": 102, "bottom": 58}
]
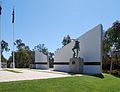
[
  {"left": 35, "top": 51, "right": 48, "bottom": 69},
  {"left": 54, "top": 24, "right": 103, "bottom": 74}
]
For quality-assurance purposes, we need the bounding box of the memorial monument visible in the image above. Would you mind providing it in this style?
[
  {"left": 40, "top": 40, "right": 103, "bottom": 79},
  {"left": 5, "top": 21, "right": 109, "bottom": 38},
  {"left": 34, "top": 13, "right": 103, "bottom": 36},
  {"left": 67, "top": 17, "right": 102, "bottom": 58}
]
[
  {"left": 54, "top": 24, "right": 103, "bottom": 74},
  {"left": 34, "top": 24, "right": 103, "bottom": 74}
]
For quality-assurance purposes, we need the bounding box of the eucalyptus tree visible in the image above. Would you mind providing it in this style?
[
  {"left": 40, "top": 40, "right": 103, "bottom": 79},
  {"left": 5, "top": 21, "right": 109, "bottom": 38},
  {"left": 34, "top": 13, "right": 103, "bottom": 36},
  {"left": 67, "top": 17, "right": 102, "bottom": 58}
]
[
  {"left": 1, "top": 40, "right": 10, "bottom": 54},
  {"left": 14, "top": 39, "right": 31, "bottom": 68},
  {"left": 103, "top": 20, "right": 120, "bottom": 72},
  {"left": 34, "top": 44, "right": 48, "bottom": 55},
  {"left": 1, "top": 40, "right": 10, "bottom": 62},
  {"left": 62, "top": 35, "right": 71, "bottom": 47}
]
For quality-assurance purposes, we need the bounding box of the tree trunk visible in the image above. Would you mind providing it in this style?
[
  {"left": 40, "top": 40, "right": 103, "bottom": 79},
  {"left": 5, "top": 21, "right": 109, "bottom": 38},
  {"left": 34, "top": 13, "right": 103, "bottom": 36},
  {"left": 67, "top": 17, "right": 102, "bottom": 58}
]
[{"left": 110, "top": 59, "right": 113, "bottom": 74}]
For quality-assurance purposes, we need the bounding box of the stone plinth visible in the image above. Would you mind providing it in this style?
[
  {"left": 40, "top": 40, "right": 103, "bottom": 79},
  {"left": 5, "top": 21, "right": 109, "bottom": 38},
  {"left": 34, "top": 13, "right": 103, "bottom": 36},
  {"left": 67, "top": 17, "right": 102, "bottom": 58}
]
[{"left": 69, "top": 57, "right": 83, "bottom": 73}]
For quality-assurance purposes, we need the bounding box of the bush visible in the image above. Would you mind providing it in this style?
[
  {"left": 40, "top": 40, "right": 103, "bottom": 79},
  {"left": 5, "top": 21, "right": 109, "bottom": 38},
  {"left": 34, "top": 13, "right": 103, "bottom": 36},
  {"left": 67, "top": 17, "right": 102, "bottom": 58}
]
[
  {"left": 111, "top": 70, "right": 120, "bottom": 77},
  {"left": 102, "top": 70, "right": 109, "bottom": 73}
]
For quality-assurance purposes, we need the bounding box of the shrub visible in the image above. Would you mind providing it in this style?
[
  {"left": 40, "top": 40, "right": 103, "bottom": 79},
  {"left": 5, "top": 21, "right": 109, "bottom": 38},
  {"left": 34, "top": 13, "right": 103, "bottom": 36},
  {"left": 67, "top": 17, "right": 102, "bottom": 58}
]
[{"left": 111, "top": 70, "right": 120, "bottom": 77}]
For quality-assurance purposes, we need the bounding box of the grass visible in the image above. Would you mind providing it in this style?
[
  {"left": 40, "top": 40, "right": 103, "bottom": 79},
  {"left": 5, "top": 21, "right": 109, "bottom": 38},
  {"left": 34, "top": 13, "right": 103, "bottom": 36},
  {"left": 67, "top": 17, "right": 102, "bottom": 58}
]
[
  {"left": 0, "top": 74, "right": 120, "bottom": 92},
  {"left": 2, "top": 69, "right": 22, "bottom": 73}
]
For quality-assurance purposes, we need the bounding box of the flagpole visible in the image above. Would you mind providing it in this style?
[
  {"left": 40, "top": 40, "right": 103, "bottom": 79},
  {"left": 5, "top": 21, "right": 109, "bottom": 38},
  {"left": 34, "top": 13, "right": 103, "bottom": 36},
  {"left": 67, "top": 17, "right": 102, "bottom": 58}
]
[
  {"left": 0, "top": 1, "right": 2, "bottom": 69},
  {"left": 12, "top": 2, "right": 15, "bottom": 68},
  {"left": 12, "top": 16, "right": 15, "bottom": 68}
]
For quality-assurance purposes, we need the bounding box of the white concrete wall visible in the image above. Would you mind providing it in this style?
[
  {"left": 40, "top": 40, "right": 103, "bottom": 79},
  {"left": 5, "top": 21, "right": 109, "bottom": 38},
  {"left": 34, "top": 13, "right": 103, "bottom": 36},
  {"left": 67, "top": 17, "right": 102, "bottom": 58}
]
[
  {"left": 83, "top": 65, "right": 101, "bottom": 74},
  {"left": 54, "top": 24, "right": 103, "bottom": 74},
  {"left": 54, "top": 65, "right": 70, "bottom": 72},
  {"left": 35, "top": 51, "right": 49, "bottom": 69}
]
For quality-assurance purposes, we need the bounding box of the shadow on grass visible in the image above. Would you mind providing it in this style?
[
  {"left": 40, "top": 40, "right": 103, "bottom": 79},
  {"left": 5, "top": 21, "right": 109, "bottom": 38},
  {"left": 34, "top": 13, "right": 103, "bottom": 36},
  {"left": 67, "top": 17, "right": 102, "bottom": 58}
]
[
  {"left": 68, "top": 73, "right": 76, "bottom": 75},
  {"left": 50, "top": 70, "right": 105, "bottom": 78},
  {"left": 68, "top": 72, "right": 83, "bottom": 75},
  {"left": 90, "top": 74, "right": 104, "bottom": 79},
  {"left": 111, "top": 74, "right": 120, "bottom": 78},
  {"left": 103, "top": 70, "right": 120, "bottom": 78},
  {"left": 52, "top": 70, "right": 67, "bottom": 73}
]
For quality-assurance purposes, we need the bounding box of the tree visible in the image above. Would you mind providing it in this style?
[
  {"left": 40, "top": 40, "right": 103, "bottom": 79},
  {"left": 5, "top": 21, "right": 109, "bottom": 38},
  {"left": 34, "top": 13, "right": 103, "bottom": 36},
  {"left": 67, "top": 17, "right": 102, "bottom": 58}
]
[
  {"left": 104, "top": 21, "right": 120, "bottom": 50},
  {"left": 62, "top": 35, "right": 71, "bottom": 46},
  {"left": 14, "top": 39, "right": 25, "bottom": 50},
  {"left": 66, "top": 35, "right": 71, "bottom": 44},
  {"left": 12, "top": 48, "right": 29, "bottom": 68},
  {"left": 7, "top": 56, "right": 13, "bottom": 68},
  {"left": 1, "top": 40, "right": 10, "bottom": 54},
  {"left": 34, "top": 44, "right": 48, "bottom": 55},
  {"left": 48, "top": 52, "right": 54, "bottom": 68},
  {"left": 7, "top": 39, "right": 35, "bottom": 68},
  {"left": 103, "top": 20, "right": 120, "bottom": 73},
  {"left": 1, "top": 40, "right": 10, "bottom": 63},
  {"left": 25, "top": 46, "right": 30, "bottom": 51},
  {"left": 26, "top": 50, "right": 35, "bottom": 66},
  {"left": 10, "top": 39, "right": 33, "bottom": 68},
  {"left": 62, "top": 37, "right": 67, "bottom": 46}
]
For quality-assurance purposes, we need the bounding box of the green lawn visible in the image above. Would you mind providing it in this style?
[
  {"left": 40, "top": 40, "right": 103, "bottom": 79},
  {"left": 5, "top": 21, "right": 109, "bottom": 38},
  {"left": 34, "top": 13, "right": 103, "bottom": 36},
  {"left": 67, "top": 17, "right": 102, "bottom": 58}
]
[{"left": 0, "top": 74, "right": 120, "bottom": 92}]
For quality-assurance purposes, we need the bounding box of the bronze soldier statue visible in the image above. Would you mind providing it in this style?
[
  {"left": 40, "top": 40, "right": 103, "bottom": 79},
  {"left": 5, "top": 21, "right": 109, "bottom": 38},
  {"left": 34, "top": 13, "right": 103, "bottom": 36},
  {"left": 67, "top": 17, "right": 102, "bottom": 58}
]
[{"left": 72, "top": 40, "right": 80, "bottom": 58}]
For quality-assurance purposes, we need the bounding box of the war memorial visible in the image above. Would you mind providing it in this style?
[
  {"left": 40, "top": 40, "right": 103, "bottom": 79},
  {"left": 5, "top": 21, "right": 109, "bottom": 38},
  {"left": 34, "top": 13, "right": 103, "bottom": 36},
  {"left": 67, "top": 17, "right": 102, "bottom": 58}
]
[{"left": 33, "top": 24, "right": 103, "bottom": 74}]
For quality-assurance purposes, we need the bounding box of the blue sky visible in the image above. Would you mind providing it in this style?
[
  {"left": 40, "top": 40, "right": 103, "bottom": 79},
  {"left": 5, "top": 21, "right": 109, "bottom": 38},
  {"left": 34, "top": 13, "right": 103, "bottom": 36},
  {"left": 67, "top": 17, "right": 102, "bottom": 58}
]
[{"left": 1, "top": 0, "right": 120, "bottom": 59}]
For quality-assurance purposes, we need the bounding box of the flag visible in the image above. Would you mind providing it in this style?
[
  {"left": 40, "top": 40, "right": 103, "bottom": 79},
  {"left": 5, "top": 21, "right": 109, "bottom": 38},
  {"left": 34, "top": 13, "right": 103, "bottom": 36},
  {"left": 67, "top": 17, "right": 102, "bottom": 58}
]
[
  {"left": 12, "top": 8, "right": 14, "bottom": 23},
  {"left": 0, "top": 3, "right": 2, "bottom": 15}
]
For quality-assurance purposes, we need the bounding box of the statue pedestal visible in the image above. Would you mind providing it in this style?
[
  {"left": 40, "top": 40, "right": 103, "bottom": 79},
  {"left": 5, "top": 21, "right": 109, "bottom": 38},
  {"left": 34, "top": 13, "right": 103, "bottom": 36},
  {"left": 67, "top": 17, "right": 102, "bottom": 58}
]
[{"left": 69, "top": 57, "right": 83, "bottom": 73}]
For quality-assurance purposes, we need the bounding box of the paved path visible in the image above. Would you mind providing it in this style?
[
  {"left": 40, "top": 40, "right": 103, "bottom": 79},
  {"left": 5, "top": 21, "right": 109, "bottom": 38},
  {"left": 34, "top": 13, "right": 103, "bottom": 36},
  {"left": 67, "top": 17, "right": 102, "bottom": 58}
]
[{"left": 0, "top": 69, "right": 82, "bottom": 82}]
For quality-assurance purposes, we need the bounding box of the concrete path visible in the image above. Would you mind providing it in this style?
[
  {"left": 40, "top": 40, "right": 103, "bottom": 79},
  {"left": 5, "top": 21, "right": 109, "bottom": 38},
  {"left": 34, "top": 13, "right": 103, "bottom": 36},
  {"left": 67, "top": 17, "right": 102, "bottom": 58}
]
[{"left": 0, "top": 69, "right": 82, "bottom": 82}]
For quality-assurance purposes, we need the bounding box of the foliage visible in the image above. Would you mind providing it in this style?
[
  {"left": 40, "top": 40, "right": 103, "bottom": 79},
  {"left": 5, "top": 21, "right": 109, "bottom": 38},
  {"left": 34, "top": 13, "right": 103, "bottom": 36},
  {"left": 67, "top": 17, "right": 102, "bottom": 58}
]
[
  {"left": 7, "top": 56, "right": 12, "bottom": 67},
  {"left": 48, "top": 52, "right": 54, "bottom": 59},
  {"left": 8, "top": 39, "right": 35, "bottom": 68},
  {"left": 1, "top": 55, "right": 7, "bottom": 63},
  {"left": 26, "top": 50, "right": 35, "bottom": 65},
  {"left": 103, "top": 20, "right": 120, "bottom": 74},
  {"left": 34, "top": 44, "right": 48, "bottom": 55},
  {"left": 0, "top": 40, "right": 10, "bottom": 63},
  {"left": 111, "top": 70, "right": 120, "bottom": 77},
  {"left": 14, "top": 39, "right": 25, "bottom": 50},
  {"left": 103, "top": 20, "right": 120, "bottom": 51},
  {"left": 1, "top": 40, "right": 10, "bottom": 54},
  {"left": 62, "top": 35, "right": 71, "bottom": 46},
  {"left": 48, "top": 52, "right": 54, "bottom": 68},
  {"left": 14, "top": 48, "right": 29, "bottom": 68},
  {"left": 0, "top": 74, "right": 120, "bottom": 92},
  {"left": 34, "top": 44, "right": 54, "bottom": 67}
]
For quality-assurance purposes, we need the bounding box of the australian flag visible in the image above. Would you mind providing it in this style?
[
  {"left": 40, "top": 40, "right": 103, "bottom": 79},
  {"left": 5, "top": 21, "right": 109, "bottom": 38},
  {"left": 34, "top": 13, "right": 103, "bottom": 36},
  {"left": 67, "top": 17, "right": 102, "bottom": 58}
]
[
  {"left": 0, "top": 4, "right": 2, "bottom": 15},
  {"left": 12, "top": 8, "right": 14, "bottom": 23}
]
